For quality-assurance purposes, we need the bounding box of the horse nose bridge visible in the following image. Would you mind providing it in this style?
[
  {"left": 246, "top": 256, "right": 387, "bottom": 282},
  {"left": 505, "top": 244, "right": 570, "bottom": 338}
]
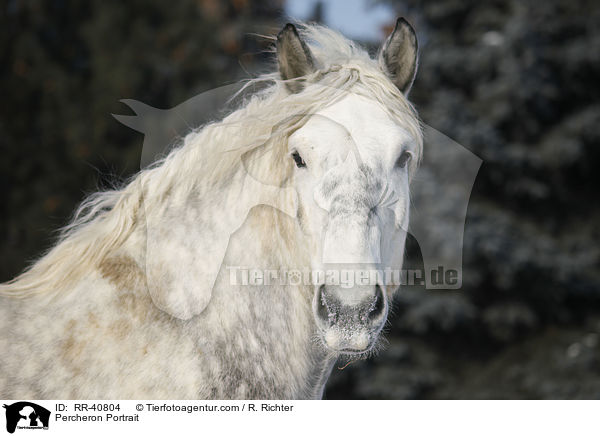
[
  {"left": 317, "top": 165, "right": 386, "bottom": 264},
  {"left": 316, "top": 162, "right": 383, "bottom": 211},
  {"left": 322, "top": 224, "right": 376, "bottom": 264},
  {"left": 322, "top": 209, "right": 382, "bottom": 264},
  {"left": 328, "top": 194, "right": 372, "bottom": 220}
]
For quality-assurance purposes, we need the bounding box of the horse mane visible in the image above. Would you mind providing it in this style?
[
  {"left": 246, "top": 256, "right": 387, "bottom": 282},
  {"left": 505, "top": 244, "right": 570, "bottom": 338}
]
[{"left": 0, "top": 23, "right": 423, "bottom": 298}]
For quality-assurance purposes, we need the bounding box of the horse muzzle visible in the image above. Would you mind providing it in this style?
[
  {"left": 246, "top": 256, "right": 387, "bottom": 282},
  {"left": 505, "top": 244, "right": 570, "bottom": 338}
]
[{"left": 313, "top": 283, "right": 388, "bottom": 354}]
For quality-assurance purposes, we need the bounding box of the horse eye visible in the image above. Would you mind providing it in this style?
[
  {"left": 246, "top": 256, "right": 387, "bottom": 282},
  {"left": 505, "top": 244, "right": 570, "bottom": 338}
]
[
  {"left": 292, "top": 151, "right": 306, "bottom": 168},
  {"left": 396, "top": 151, "right": 412, "bottom": 169}
]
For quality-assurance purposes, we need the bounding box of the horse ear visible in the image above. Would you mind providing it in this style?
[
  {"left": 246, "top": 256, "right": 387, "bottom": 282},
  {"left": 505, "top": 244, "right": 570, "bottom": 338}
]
[
  {"left": 378, "top": 18, "right": 419, "bottom": 95},
  {"left": 277, "top": 23, "right": 316, "bottom": 93}
]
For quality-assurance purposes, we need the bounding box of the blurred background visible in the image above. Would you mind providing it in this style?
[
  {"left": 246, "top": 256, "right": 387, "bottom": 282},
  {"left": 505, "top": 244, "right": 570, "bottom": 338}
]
[{"left": 1, "top": 0, "right": 599, "bottom": 398}]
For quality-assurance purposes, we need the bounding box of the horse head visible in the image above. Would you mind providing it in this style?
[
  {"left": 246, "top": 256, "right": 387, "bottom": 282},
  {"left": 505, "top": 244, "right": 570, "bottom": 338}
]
[{"left": 277, "top": 20, "right": 420, "bottom": 355}]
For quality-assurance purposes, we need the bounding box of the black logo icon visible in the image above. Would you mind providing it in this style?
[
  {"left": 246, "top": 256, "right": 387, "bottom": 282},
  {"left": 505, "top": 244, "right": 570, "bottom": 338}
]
[{"left": 3, "top": 402, "right": 50, "bottom": 434}]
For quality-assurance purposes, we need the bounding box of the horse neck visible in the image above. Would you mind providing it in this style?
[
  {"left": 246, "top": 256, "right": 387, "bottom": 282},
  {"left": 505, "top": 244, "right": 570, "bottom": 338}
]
[{"left": 185, "top": 168, "right": 336, "bottom": 398}]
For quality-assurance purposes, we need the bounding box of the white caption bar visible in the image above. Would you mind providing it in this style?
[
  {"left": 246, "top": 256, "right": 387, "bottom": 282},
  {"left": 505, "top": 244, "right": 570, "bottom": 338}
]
[{"left": 0, "top": 400, "right": 597, "bottom": 436}]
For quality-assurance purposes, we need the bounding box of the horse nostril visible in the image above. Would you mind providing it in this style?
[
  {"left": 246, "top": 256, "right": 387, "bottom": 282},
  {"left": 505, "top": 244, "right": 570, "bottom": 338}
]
[
  {"left": 316, "top": 284, "right": 385, "bottom": 328},
  {"left": 316, "top": 284, "right": 331, "bottom": 324},
  {"left": 368, "top": 284, "right": 385, "bottom": 322}
]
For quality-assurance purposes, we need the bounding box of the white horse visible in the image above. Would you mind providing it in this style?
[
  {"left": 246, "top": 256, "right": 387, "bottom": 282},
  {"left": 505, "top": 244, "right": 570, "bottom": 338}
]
[{"left": 0, "top": 19, "right": 422, "bottom": 399}]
